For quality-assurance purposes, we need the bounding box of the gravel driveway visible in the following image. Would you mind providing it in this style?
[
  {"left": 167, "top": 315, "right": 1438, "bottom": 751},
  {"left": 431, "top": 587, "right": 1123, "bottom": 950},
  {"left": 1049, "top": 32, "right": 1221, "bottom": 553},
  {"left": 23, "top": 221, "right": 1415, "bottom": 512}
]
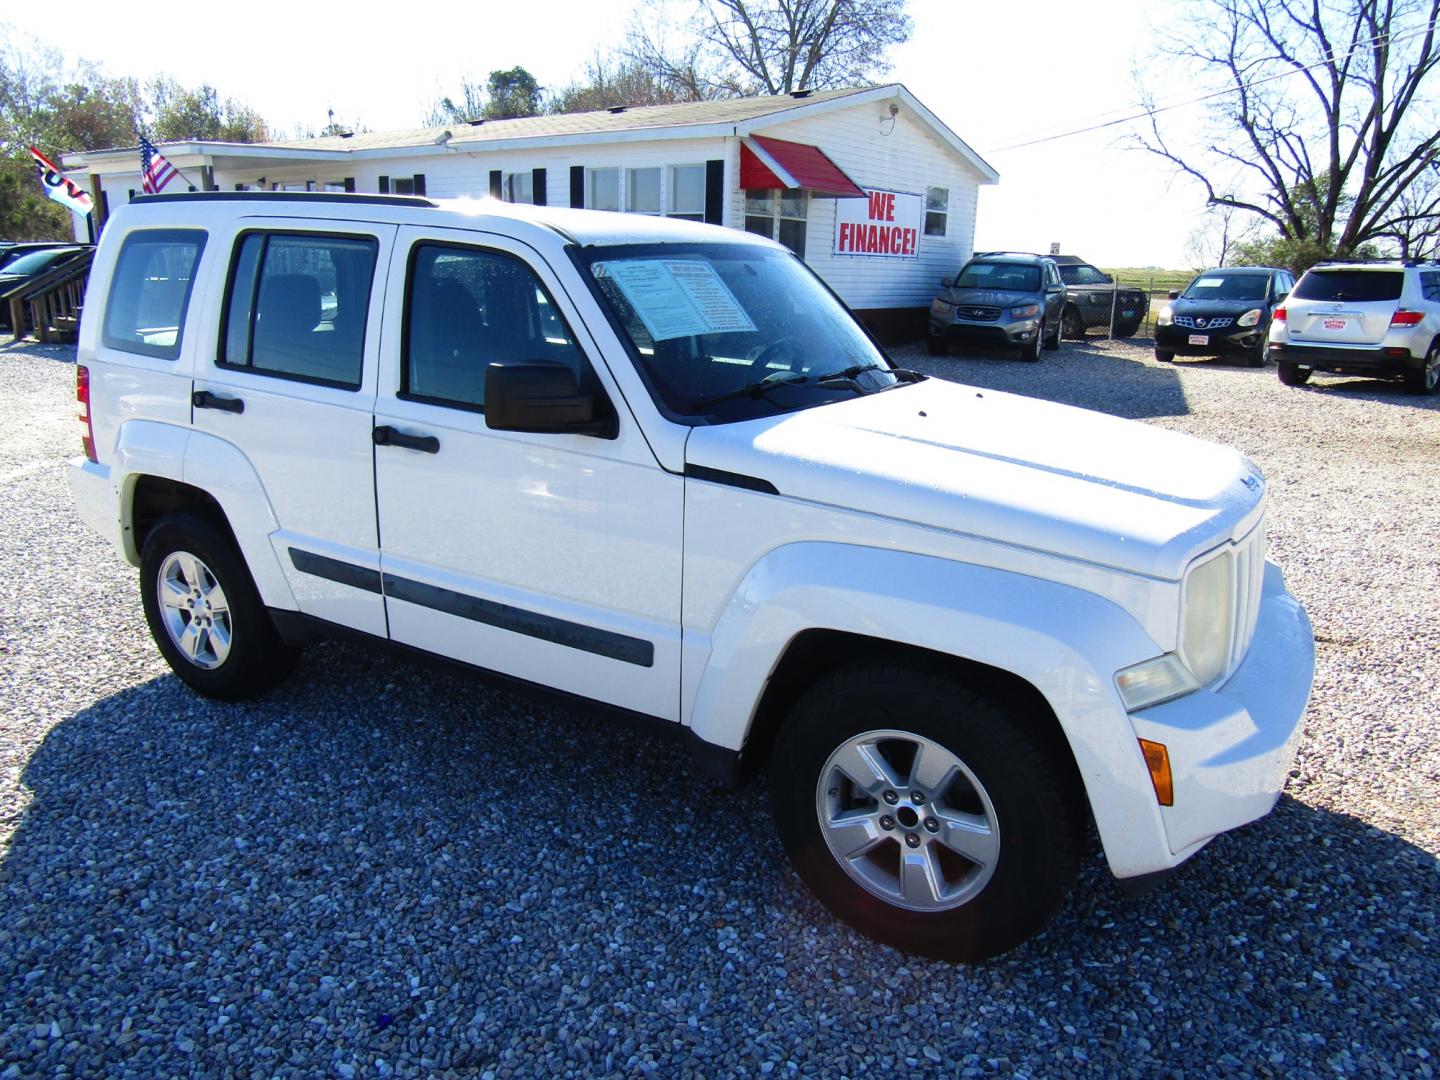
[{"left": 2, "top": 335, "right": 1436, "bottom": 1078}]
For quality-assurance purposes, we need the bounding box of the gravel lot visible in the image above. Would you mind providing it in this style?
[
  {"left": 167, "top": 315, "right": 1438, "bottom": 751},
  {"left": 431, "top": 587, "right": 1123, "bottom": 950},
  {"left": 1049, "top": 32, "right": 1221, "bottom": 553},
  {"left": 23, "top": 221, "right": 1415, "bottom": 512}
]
[{"left": 2, "top": 334, "right": 1437, "bottom": 1078}]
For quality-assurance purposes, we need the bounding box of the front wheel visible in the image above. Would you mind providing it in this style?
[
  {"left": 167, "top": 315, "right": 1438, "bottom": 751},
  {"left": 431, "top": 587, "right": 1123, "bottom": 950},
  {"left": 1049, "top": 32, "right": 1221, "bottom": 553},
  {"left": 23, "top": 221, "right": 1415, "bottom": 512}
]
[
  {"left": 1060, "top": 306, "right": 1085, "bottom": 340},
  {"left": 1403, "top": 342, "right": 1440, "bottom": 395},
  {"left": 1043, "top": 314, "right": 1061, "bottom": 351},
  {"left": 1019, "top": 327, "right": 1042, "bottom": 362},
  {"left": 1154, "top": 349, "right": 1175, "bottom": 363},
  {"left": 769, "top": 665, "right": 1081, "bottom": 962},
  {"left": 926, "top": 333, "right": 948, "bottom": 357},
  {"left": 140, "top": 513, "right": 298, "bottom": 700},
  {"left": 1278, "top": 362, "right": 1312, "bottom": 387}
]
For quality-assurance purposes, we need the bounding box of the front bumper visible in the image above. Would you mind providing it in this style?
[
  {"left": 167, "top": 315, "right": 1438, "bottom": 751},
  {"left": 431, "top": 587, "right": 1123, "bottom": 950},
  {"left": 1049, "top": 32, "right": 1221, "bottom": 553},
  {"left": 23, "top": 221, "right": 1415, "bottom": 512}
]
[
  {"left": 1073, "top": 293, "right": 1144, "bottom": 329},
  {"left": 1268, "top": 341, "right": 1419, "bottom": 378},
  {"left": 928, "top": 316, "right": 1038, "bottom": 348},
  {"left": 1125, "top": 560, "right": 1314, "bottom": 863},
  {"left": 1156, "top": 323, "right": 1266, "bottom": 356}
]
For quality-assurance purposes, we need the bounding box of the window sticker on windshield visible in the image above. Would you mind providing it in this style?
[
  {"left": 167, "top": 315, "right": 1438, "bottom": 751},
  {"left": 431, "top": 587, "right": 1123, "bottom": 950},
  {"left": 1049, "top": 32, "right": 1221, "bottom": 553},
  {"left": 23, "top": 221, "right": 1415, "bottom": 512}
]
[
  {"left": 598, "top": 260, "right": 757, "bottom": 342},
  {"left": 967, "top": 263, "right": 994, "bottom": 275},
  {"left": 1195, "top": 278, "right": 1224, "bottom": 288}
]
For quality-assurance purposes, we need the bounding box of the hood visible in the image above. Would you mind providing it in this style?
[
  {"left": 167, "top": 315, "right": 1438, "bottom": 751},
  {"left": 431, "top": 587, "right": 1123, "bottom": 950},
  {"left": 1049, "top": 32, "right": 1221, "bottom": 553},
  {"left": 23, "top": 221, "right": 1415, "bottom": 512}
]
[
  {"left": 685, "top": 378, "right": 1264, "bottom": 580},
  {"left": 1171, "top": 295, "right": 1269, "bottom": 316},
  {"left": 1069, "top": 282, "right": 1146, "bottom": 298},
  {"left": 945, "top": 287, "right": 1036, "bottom": 307}
]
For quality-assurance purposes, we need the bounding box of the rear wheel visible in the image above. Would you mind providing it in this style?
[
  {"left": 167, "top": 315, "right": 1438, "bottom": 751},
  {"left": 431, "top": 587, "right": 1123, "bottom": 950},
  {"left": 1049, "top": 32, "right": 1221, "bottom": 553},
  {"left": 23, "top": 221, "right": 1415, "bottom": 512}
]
[
  {"left": 1403, "top": 342, "right": 1440, "bottom": 395},
  {"left": 769, "top": 664, "right": 1081, "bottom": 962},
  {"left": 140, "top": 513, "right": 298, "bottom": 699},
  {"left": 1278, "top": 362, "right": 1312, "bottom": 387}
]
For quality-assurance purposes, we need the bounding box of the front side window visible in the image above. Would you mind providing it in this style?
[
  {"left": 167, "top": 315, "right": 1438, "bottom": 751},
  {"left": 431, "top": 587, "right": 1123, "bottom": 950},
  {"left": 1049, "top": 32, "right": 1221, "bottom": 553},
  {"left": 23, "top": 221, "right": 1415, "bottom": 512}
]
[
  {"left": 669, "top": 165, "right": 705, "bottom": 221},
  {"left": 220, "top": 232, "right": 378, "bottom": 388},
  {"left": 627, "top": 167, "right": 662, "bottom": 214},
  {"left": 925, "top": 186, "right": 948, "bottom": 237},
  {"left": 588, "top": 167, "right": 619, "bottom": 212},
  {"left": 403, "top": 243, "right": 592, "bottom": 411},
  {"left": 581, "top": 242, "right": 900, "bottom": 423},
  {"left": 102, "top": 229, "right": 207, "bottom": 360}
]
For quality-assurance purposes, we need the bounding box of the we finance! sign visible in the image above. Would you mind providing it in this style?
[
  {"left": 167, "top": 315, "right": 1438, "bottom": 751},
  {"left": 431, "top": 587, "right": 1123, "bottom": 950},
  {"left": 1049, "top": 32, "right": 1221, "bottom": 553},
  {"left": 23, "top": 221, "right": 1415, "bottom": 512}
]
[{"left": 834, "top": 189, "right": 923, "bottom": 259}]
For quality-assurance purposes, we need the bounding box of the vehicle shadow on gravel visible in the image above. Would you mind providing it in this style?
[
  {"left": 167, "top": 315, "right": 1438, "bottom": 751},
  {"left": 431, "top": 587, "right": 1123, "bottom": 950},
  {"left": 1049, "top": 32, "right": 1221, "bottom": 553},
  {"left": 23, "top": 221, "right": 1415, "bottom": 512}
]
[{"left": 3, "top": 639, "right": 1436, "bottom": 1074}]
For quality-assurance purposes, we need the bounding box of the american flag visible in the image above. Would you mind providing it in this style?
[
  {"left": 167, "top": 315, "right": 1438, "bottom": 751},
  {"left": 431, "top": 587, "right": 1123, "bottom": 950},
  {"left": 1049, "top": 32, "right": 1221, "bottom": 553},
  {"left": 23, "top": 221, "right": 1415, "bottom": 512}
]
[{"left": 139, "top": 136, "right": 178, "bottom": 194}]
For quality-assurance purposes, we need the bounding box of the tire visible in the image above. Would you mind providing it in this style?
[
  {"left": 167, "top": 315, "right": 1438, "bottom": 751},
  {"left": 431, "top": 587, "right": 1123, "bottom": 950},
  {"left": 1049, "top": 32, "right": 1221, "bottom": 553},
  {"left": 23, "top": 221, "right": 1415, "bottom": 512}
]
[
  {"left": 1403, "top": 342, "right": 1440, "bottom": 395},
  {"left": 1060, "top": 306, "right": 1085, "bottom": 341},
  {"left": 926, "top": 334, "right": 948, "bottom": 357},
  {"left": 1277, "top": 362, "right": 1312, "bottom": 387},
  {"left": 769, "top": 664, "right": 1082, "bottom": 962},
  {"left": 1020, "top": 326, "right": 1042, "bottom": 363},
  {"left": 1042, "top": 314, "right": 1061, "bottom": 351},
  {"left": 1245, "top": 337, "right": 1268, "bottom": 368},
  {"left": 139, "top": 513, "right": 298, "bottom": 700},
  {"left": 1154, "top": 349, "right": 1175, "bottom": 363},
  {"left": 1114, "top": 318, "right": 1141, "bottom": 338}
]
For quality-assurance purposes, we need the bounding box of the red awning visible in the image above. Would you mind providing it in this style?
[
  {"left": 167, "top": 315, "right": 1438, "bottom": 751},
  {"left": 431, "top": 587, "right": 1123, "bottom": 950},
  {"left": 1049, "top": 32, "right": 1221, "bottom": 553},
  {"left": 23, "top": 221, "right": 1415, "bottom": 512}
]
[{"left": 739, "top": 135, "right": 865, "bottom": 198}]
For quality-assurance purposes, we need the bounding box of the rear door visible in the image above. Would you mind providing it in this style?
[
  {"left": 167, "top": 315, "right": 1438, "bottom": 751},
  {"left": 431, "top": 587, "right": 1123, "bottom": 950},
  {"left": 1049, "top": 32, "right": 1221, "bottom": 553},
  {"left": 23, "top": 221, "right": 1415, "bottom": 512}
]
[
  {"left": 1288, "top": 269, "right": 1403, "bottom": 345},
  {"left": 190, "top": 217, "right": 395, "bottom": 636}
]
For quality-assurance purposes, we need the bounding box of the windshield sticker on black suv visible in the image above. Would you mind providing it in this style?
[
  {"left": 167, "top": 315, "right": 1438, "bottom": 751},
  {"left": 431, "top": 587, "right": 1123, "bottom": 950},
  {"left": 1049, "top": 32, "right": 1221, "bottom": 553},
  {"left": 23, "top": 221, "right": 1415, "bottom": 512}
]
[{"left": 598, "top": 259, "right": 757, "bottom": 342}]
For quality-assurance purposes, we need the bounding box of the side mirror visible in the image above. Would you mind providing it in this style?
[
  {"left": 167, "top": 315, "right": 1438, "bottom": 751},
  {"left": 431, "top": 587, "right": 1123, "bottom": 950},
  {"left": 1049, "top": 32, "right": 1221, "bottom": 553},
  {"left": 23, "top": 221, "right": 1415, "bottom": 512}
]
[
  {"left": 940, "top": 276, "right": 954, "bottom": 289},
  {"left": 1167, "top": 289, "right": 1181, "bottom": 300},
  {"left": 484, "top": 363, "right": 615, "bottom": 437}
]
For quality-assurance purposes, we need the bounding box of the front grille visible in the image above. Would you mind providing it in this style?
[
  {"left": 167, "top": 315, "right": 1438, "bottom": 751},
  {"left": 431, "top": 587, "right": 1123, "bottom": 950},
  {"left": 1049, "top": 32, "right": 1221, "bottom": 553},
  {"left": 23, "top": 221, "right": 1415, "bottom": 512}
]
[
  {"left": 954, "top": 306, "right": 1001, "bottom": 322},
  {"left": 1175, "top": 315, "right": 1234, "bottom": 330},
  {"left": 1227, "top": 518, "right": 1267, "bottom": 677}
]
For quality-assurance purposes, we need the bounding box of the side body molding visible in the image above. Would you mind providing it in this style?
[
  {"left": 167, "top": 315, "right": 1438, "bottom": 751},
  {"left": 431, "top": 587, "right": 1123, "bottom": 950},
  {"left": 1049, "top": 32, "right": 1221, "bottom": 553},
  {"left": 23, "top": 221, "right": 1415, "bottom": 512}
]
[
  {"left": 111, "top": 420, "right": 296, "bottom": 611},
  {"left": 684, "top": 542, "right": 1171, "bottom": 878}
]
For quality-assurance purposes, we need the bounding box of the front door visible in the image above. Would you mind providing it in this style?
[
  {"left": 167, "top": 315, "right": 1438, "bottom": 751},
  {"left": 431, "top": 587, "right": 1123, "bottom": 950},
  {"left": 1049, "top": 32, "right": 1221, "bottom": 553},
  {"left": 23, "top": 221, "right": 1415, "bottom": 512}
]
[{"left": 372, "top": 226, "right": 684, "bottom": 720}]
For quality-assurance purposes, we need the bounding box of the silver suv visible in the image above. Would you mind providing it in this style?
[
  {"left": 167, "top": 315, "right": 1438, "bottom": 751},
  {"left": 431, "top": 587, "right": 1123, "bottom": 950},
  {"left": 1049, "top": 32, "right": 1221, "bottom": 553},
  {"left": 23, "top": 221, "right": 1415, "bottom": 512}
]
[
  {"left": 1268, "top": 261, "right": 1440, "bottom": 394},
  {"left": 927, "top": 252, "right": 1065, "bottom": 361}
]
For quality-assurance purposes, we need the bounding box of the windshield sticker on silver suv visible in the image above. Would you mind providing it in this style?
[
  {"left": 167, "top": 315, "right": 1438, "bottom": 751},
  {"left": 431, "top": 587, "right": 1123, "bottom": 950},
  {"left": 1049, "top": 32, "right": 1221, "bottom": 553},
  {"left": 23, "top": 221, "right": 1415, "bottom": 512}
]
[{"left": 598, "top": 259, "right": 757, "bottom": 342}]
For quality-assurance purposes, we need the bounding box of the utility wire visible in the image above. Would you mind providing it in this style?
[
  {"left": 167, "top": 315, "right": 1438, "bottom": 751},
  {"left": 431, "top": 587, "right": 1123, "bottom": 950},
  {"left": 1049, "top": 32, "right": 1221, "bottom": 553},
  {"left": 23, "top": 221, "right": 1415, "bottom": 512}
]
[{"left": 983, "top": 14, "right": 1440, "bottom": 154}]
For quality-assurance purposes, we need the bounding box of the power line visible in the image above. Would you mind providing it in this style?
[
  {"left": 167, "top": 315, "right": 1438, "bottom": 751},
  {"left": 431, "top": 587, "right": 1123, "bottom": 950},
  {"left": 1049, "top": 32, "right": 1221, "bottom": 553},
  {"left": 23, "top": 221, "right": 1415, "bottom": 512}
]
[{"left": 983, "top": 14, "right": 1440, "bottom": 154}]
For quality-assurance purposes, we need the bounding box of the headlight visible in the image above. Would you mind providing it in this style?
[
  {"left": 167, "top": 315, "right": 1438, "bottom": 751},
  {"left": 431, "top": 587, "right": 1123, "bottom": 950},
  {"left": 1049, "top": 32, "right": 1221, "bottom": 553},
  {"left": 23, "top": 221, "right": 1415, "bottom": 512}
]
[
  {"left": 1157, "top": 306, "right": 1173, "bottom": 326},
  {"left": 1180, "top": 550, "right": 1234, "bottom": 686},
  {"left": 1237, "top": 308, "right": 1263, "bottom": 327},
  {"left": 1115, "top": 653, "right": 1200, "bottom": 711},
  {"left": 1012, "top": 304, "right": 1040, "bottom": 318},
  {"left": 931, "top": 298, "right": 954, "bottom": 316}
]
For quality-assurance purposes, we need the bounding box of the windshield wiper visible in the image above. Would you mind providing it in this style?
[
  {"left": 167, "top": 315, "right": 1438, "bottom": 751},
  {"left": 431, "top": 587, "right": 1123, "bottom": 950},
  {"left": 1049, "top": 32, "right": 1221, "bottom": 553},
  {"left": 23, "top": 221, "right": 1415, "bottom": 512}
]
[{"left": 693, "top": 369, "right": 809, "bottom": 410}]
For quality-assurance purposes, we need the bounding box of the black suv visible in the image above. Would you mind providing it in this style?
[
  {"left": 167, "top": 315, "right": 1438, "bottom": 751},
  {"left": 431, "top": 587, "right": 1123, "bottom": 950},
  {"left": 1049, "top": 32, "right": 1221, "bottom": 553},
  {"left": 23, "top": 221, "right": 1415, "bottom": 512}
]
[
  {"left": 1052, "top": 256, "right": 1147, "bottom": 339},
  {"left": 927, "top": 252, "right": 1065, "bottom": 361},
  {"left": 1155, "top": 266, "right": 1293, "bottom": 367}
]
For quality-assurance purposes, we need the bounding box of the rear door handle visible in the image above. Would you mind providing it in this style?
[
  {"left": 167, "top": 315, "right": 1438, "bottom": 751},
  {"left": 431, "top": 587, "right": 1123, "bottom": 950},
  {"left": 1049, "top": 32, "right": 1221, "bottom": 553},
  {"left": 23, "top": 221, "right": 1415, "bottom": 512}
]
[
  {"left": 373, "top": 425, "right": 440, "bottom": 454},
  {"left": 192, "top": 390, "right": 244, "bottom": 413}
]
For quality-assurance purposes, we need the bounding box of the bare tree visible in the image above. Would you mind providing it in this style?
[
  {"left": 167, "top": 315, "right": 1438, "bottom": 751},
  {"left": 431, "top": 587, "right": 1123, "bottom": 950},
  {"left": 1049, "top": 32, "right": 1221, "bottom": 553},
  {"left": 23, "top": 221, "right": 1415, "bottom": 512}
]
[
  {"left": 1184, "top": 201, "right": 1260, "bottom": 268},
  {"left": 1137, "top": 0, "right": 1440, "bottom": 268}
]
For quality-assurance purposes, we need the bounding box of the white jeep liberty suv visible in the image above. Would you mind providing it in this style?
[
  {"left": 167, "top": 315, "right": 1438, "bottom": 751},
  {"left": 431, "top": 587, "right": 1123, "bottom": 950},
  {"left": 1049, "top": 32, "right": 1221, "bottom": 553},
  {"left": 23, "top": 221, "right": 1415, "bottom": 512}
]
[{"left": 69, "top": 192, "right": 1315, "bottom": 961}]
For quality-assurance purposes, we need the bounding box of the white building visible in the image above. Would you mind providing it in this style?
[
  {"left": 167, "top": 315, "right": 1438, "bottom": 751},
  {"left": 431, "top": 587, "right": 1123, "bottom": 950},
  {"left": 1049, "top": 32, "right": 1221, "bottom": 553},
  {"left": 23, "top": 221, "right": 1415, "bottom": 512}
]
[{"left": 63, "top": 84, "right": 997, "bottom": 339}]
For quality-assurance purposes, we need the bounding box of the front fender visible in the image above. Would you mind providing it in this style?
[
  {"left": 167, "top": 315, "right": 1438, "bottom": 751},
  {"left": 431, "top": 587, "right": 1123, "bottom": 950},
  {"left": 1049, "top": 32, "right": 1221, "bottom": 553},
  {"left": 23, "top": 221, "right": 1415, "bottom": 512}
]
[{"left": 684, "top": 541, "right": 1172, "bottom": 878}]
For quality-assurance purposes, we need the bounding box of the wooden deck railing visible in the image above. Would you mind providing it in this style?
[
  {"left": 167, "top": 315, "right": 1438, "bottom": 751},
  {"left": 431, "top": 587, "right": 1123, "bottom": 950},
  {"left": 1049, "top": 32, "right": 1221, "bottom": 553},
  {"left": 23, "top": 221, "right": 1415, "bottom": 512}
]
[{"left": 3, "top": 249, "right": 95, "bottom": 344}]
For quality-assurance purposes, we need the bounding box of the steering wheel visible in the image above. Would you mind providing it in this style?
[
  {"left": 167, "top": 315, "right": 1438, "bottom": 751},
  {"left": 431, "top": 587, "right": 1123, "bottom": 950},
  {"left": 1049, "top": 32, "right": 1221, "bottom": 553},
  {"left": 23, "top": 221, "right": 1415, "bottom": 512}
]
[{"left": 749, "top": 336, "right": 806, "bottom": 374}]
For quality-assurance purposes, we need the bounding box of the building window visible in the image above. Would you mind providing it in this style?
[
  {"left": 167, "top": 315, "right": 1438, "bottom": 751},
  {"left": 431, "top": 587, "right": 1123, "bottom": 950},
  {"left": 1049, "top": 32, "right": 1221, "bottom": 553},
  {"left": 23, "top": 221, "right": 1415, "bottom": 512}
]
[
  {"left": 744, "top": 190, "right": 808, "bottom": 257},
  {"left": 392, "top": 177, "right": 415, "bottom": 196},
  {"left": 669, "top": 165, "right": 705, "bottom": 221},
  {"left": 504, "top": 172, "right": 534, "bottom": 204},
  {"left": 588, "top": 167, "right": 619, "bottom": 212},
  {"left": 627, "top": 167, "right": 662, "bottom": 214},
  {"left": 925, "top": 186, "right": 949, "bottom": 237}
]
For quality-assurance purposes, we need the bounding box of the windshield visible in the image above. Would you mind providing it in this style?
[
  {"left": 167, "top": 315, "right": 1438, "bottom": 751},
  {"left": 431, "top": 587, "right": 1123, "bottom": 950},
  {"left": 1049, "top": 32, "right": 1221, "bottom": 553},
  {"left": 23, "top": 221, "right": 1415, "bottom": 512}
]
[
  {"left": 954, "top": 262, "right": 1040, "bottom": 292},
  {"left": 1058, "top": 263, "right": 1109, "bottom": 285},
  {"left": 579, "top": 242, "right": 899, "bottom": 422},
  {"left": 2, "top": 249, "right": 75, "bottom": 275},
  {"left": 1182, "top": 274, "right": 1269, "bottom": 301},
  {"left": 1292, "top": 269, "right": 1403, "bottom": 303}
]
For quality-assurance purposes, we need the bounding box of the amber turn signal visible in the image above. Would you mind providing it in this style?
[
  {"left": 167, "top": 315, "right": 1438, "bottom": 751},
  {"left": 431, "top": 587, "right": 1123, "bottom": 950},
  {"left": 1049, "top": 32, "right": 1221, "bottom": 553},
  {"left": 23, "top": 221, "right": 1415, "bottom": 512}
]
[{"left": 1138, "top": 739, "right": 1174, "bottom": 806}]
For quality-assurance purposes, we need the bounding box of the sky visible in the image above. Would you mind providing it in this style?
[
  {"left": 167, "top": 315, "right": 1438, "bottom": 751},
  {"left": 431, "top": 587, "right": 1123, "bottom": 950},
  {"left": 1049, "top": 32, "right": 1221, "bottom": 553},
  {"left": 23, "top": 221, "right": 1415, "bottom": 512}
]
[{"left": 7, "top": 0, "right": 1231, "bottom": 268}]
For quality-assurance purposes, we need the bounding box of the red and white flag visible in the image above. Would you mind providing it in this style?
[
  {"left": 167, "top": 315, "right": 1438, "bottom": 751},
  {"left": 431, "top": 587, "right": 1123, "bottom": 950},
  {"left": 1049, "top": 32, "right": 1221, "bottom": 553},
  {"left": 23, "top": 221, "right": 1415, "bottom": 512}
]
[{"left": 28, "top": 147, "right": 94, "bottom": 216}]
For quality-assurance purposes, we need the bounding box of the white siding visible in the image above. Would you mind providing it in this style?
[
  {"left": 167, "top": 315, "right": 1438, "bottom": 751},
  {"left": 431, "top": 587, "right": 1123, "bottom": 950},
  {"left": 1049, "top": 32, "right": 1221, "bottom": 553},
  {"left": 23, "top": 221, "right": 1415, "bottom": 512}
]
[{"left": 754, "top": 104, "right": 982, "bottom": 311}]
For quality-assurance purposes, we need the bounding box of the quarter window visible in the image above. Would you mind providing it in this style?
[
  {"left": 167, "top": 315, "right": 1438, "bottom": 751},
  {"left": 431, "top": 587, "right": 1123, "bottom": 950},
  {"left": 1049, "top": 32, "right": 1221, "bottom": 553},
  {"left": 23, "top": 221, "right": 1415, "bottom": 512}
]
[
  {"left": 587, "top": 167, "right": 619, "bottom": 212},
  {"left": 1421, "top": 271, "right": 1440, "bottom": 302},
  {"left": 627, "top": 167, "right": 662, "bottom": 214},
  {"left": 925, "top": 187, "right": 949, "bottom": 237},
  {"left": 669, "top": 165, "right": 705, "bottom": 221},
  {"left": 101, "top": 229, "right": 207, "bottom": 360},
  {"left": 220, "top": 232, "right": 378, "bottom": 388},
  {"left": 403, "top": 243, "right": 592, "bottom": 410}
]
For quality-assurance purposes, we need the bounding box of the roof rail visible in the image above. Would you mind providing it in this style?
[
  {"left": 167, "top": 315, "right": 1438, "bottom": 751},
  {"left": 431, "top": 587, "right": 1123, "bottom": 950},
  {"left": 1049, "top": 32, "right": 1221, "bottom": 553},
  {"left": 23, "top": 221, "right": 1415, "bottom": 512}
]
[
  {"left": 972, "top": 250, "right": 1046, "bottom": 260},
  {"left": 129, "top": 191, "right": 438, "bottom": 209}
]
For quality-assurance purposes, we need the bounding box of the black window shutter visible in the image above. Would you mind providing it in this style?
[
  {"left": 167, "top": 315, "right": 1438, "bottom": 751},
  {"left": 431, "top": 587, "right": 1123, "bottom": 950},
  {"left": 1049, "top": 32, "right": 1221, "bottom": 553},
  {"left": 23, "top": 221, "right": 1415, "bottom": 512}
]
[
  {"left": 343, "top": 177, "right": 356, "bottom": 193},
  {"left": 379, "top": 175, "right": 390, "bottom": 194},
  {"left": 489, "top": 170, "right": 502, "bottom": 198},
  {"left": 413, "top": 174, "right": 426, "bottom": 196},
  {"left": 129, "top": 189, "right": 136, "bottom": 200},
  {"left": 570, "top": 165, "right": 585, "bottom": 208},
  {"left": 532, "top": 168, "right": 547, "bottom": 206},
  {"left": 705, "top": 159, "right": 724, "bottom": 225}
]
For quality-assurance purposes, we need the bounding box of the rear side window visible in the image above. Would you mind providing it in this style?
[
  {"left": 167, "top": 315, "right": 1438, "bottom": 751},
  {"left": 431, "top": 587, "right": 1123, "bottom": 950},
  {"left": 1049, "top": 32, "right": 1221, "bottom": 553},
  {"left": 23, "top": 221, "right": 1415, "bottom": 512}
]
[
  {"left": 402, "top": 243, "right": 590, "bottom": 411},
  {"left": 1421, "top": 271, "right": 1440, "bottom": 302},
  {"left": 220, "top": 232, "right": 378, "bottom": 388},
  {"left": 1292, "top": 270, "right": 1403, "bottom": 303},
  {"left": 102, "top": 229, "right": 206, "bottom": 360}
]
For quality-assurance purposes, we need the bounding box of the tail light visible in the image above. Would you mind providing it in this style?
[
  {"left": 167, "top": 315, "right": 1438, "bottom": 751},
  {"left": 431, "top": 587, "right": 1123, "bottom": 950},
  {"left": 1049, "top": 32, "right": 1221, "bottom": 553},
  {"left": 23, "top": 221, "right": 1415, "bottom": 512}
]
[
  {"left": 1391, "top": 309, "right": 1423, "bottom": 326},
  {"left": 77, "top": 365, "right": 97, "bottom": 463},
  {"left": 1272, "top": 306, "right": 1287, "bottom": 322}
]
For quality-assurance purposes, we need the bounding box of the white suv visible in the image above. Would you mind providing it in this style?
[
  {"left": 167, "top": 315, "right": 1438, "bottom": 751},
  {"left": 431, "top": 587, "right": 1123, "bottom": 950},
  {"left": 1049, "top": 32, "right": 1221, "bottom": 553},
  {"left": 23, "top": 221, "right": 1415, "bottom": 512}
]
[
  {"left": 69, "top": 192, "right": 1315, "bottom": 961},
  {"left": 1268, "top": 260, "right": 1440, "bottom": 393}
]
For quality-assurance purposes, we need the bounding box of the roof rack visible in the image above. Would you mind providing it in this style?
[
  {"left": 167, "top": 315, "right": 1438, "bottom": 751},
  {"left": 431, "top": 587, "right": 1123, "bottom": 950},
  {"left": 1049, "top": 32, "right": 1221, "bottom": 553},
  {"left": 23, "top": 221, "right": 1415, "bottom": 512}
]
[
  {"left": 129, "top": 191, "right": 437, "bottom": 209},
  {"left": 971, "top": 250, "right": 1046, "bottom": 260}
]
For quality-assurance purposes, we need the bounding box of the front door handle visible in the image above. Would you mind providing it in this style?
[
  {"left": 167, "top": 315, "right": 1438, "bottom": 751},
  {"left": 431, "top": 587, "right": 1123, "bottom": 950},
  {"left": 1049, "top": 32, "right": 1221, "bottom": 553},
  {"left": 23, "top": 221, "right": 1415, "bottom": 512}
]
[
  {"left": 373, "top": 425, "right": 440, "bottom": 454},
  {"left": 193, "top": 389, "right": 244, "bottom": 413}
]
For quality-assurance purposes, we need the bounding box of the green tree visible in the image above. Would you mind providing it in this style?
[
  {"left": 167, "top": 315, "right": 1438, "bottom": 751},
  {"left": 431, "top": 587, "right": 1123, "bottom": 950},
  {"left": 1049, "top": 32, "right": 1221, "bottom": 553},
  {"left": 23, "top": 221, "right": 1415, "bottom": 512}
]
[
  {"left": 483, "top": 67, "right": 543, "bottom": 119},
  {"left": 148, "top": 77, "right": 269, "bottom": 142}
]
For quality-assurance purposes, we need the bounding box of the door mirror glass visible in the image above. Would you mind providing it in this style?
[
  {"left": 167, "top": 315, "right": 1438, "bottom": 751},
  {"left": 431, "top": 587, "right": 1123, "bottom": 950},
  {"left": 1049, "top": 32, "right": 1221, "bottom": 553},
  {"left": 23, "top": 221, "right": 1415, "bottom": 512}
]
[
  {"left": 484, "top": 363, "right": 616, "bottom": 437},
  {"left": 1168, "top": 289, "right": 1181, "bottom": 300},
  {"left": 940, "top": 276, "right": 954, "bottom": 289}
]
